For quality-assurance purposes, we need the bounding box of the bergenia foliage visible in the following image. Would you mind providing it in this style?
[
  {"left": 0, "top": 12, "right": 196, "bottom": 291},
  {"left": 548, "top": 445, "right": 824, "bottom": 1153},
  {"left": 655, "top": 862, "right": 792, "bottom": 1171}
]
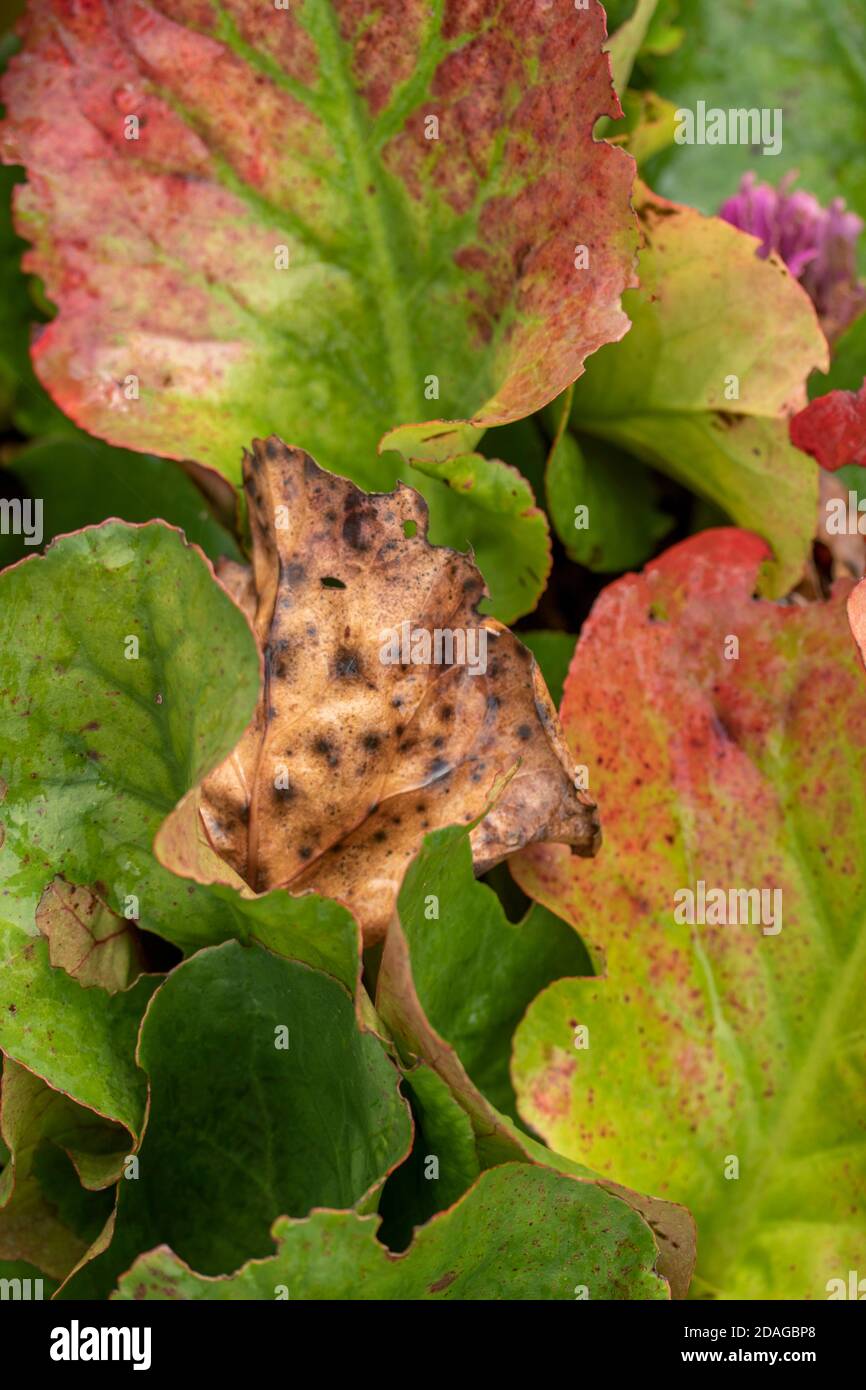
[
  {"left": 0, "top": 0, "right": 639, "bottom": 619},
  {"left": 561, "top": 184, "right": 828, "bottom": 598},
  {"left": 511, "top": 531, "right": 866, "bottom": 1300},
  {"left": 0, "top": 0, "right": 861, "bottom": 1310}
]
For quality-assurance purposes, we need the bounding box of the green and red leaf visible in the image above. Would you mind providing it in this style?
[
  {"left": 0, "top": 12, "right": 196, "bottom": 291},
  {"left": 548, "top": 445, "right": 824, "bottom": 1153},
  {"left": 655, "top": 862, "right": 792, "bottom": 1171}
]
[
  {"left": 0, "top": 0, "right": 639, "bottom": 616},
  {"left": 511, "top": 529, "right": 866, "bottom": 1299}
]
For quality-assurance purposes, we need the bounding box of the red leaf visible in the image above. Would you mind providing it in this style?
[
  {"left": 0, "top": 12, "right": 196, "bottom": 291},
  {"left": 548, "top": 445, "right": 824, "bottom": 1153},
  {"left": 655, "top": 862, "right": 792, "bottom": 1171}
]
[{"left": 789, "top": 379, "right": 866, "bottom": 470}]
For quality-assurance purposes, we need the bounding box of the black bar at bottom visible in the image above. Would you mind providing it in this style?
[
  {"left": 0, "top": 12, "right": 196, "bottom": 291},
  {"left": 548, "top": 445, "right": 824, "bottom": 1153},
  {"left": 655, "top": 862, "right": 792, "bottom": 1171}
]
[{"left": 0, "top": 1295, "right": 859, "bottom": 1376}]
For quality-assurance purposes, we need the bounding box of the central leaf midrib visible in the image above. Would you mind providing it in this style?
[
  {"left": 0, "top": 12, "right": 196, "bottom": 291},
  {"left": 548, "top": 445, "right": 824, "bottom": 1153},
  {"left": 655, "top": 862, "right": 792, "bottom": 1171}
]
[{"left": 304, "top": 3, "right": 423, "bottom": 428}]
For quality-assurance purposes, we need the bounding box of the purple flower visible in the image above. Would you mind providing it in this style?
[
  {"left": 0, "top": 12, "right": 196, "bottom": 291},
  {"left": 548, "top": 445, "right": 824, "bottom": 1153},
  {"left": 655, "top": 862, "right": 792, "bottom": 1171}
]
[{"left": 719, "top": 173, "right": 866, "bottom": 341}]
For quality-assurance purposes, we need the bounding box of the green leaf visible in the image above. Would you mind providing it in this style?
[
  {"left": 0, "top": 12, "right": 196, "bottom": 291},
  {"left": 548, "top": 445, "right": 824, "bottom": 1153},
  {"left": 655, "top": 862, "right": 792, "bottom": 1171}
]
[
  {"left": 377, "top": 1062, "right": 480, "bottom": 1250},
  {"left": 605, "top": 0, "right": 662, "bottom": 95},
  {"left": 0, "top": 522, "right": 259, "bottom": 910},
  {"left": 113, "top": 1163, "right": 669, "bottom": 1301},
  {"left": 61, "top": 940, "right": 411, "bottom": 1296},
  {"left": 0, "top": 522, "right": 250, "bottom": 923},
  {"left": 477, "top": 417, "right": 549, "bottom": 511},
  {"left": 0, "top": 438, "right": 241, "bottom": 572},
  {"left": 569, "top": 185, "right": 826, "bottom": 596},
  {"left": 0, "top": 862, "right": 156, "bottom": 1138},
  {"left": 547, "top": 429, "right": 673, "bottom": 572},
  {"left": 597, "top": 3, "right": 682, "bottom": 161},
  {"left": 0, "top": 0, "right": 638, "bottom": 617},
  {"left": 0, "top": 1057, "right": 125, "bottom": 1278},
  {"left": 512, "top": 528, "right": 866, "bottom": 1299},
  {"left": 371, "top": 827, "right": 697, "bottom": 1300},
  {"left": 642, "top": 0, "right": 866, "bottom": 266},
  {"left": 612, "top": 89, "right": 680, "bottom": 168},
  {"left": 381, "top": 825, "right": 591, "bottom": 1120},
  {"left": 412, "top": 452, "right": 550, "bottom": 622},
  {"left": 809, "top": 311, "right": 866, "bottom": 399}
]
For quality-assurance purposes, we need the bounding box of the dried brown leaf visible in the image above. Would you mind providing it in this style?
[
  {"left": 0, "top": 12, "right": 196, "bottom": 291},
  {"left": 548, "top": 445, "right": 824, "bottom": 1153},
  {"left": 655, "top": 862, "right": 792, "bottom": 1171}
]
[{"left": 161, "top": 439, "right": 598, "bottom": 943}]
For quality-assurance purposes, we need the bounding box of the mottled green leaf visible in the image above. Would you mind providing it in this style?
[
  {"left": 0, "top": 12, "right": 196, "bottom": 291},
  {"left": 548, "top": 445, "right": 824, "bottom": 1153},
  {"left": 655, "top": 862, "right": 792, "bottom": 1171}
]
[
  {"left": 569, "top": 185, "right": 826, "bottom": 596},
  {"left": 0, "top": 522, "right": 259, "bottom": 917},
  {"left": 0, "top": 863, "right": 156, "bottom": 1138},
  {"left": 113, "top": 1163, "right": 668, "bottom": 1301},
  {"left": 34, "top": 879, "right": 147, "bottom": 994},
  {"left": 477, "top": 417, "right": 549, "bottom": 513},
  {"left": 512, "top": 528, "right": 866, "bottom": 1299},
  {"left": 0, "top": 526, "right": 248, "bottom": 933}
]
